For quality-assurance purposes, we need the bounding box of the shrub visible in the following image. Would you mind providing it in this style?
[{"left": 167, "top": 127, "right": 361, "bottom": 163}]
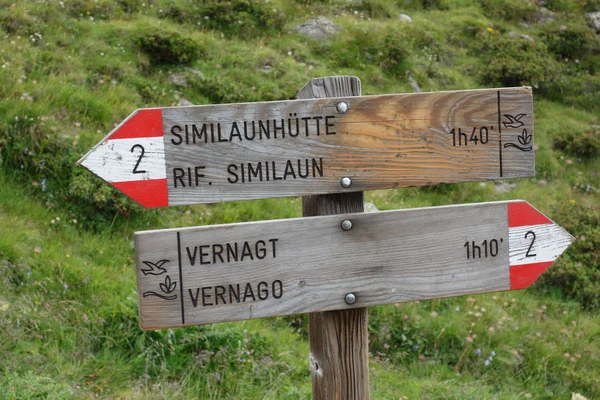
[
  {"left": 380, "top": 32, "right": 412, "bottom": 77},
  {"left": 0, "top": 8, "right": 37, "bottom": 36},
  {"left": 538, "top": 202, "right": 600, "bottom": 310},
  {"left": 541, "top": 22, "right": 599, "bottom": 59},
  {"left": 397, "top": 0, "right": 447, "bottom": 9},
  {"left": 136, "top": 29, "right": 203, "bottom": 65},
  {"left": 347, "top": 0, "right": 446, "bottom": 18},
  {"left": 322, "top": 26, "right": 411, "bottom": 77},
  {"left": 471, "top": 31, "right": 563, "bottom": 93},
  {"left": 351, "top": 0, "right": 396, "bottom": 18},
  {"left": 193, "top": 0, "right": 286, "bottom": 37},
  {"left": 116, "top": 0, "right": 141, "bottom": 13},
  {"left": 158, "top": 2, "right": 198, "bottom": 24},
  {"left": 558, "top": 74, "right": 600, "bottom": 112},
  {"left": 130, "top": 76, "right": 164, "bottom": 103},
  {"left": 65, "top": 0, "right": 140, "bottom": 19},
  {"left": 478, "top": 0, "right": 538, "bottom": 22},
  {"left": 584, "top": 0, "right": 600, "bottom": 11},
  {"left": 544, "top": 0, "right": 600, "bottom": 12},
  {"left": 552, "top": 125, "right": 600, "bottom": 158}
]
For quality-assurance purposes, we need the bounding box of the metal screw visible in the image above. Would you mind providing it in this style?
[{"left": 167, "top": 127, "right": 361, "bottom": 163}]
[
  {"left": 341, "top": 219, "right": 353, "bottom": 231},
  {"left": 336, "top": 101, "right": 349, "bottom": 114},
  {"left": 345, "top": 293, "right": 356, "bottom": 304},
  {"left": 340, "top": 177, "right": 352, "bottom": 188}
]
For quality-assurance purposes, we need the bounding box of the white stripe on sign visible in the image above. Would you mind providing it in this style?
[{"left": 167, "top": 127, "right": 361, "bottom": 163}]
[
  {"left": 80, "top": 137, "right": 166, "bottom": 183},
  {"left": 509, "top": 224, "right": 573, "bottom": 266}
]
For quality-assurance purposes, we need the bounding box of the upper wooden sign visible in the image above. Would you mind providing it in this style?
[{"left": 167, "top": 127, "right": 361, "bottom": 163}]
[
  {"left": 134, "top": 200, "right": 572, "bottom": 330},
  {"left": 79, "top": 87, "right": 534, "bottom": 207}
]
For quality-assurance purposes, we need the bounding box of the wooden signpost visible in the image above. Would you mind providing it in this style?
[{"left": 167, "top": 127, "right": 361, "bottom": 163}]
[
  {"left": 79, "top": 76, "right": 573, "bottom": 399},
  {"left": 78, "top": 87, "right": 534, "bottom": 207},
  {"left": 297, "top": 76, "right": 369, "bottom": 399},
  {"left": 134, "top": 200, "right": 573, "bottom": 329}
]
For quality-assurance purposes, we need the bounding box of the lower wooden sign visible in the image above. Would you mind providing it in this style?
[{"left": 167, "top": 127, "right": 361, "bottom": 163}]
[{"left": 134, "top": 200, "right": 573, "bottom": 330}]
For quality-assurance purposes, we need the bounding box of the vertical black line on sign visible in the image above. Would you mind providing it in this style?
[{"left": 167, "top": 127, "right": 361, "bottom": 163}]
[
  {"left": 497, "top": 90, "right": 503, "bottom": 177},
  {"left": 177, "top": 231, "right": 185, "bottom": 325}
]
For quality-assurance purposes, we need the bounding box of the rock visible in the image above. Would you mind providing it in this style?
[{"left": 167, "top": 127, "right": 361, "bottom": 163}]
[
  {"left": 535, "top": 7, "right": 555, "bottom": 25},
  {"left": 571, "top": 393, "right": 589, "bottom": 400},
  {"left": 585, "top": 11, "right": 600, "bottom": 33},
  {"left": 494, "top": 182, "right": 516, "bottom": 193},
  {"left": 294, "top": 16, "right": 340, "bottom": 39},
  {"left": 177, "top": 98, "right": 194, "bottom": 107},
  {"left": 258, "top": 64, "right": 272, "bottom": 73},
  {"left": 169, "top": 69, "right": 204, "bottom": 88},
  {"left": 168, "top": 72, "right": 188, "bottom": 88},
  {"left": 399, "top": 14, "right": 413, "bottom": 23},
  {"left": 520, "top": 34, "right": 535, "bottom": 42},
  {"left": 507, "top": 31, "right": 535, "bottom": 42},
  {"left": 408, "top": 76, "right": 421, "bottom": 93},
  {"left": 185, "top": 67, "right": 205, "bottom": 80},
  {"left": 363, "top": 202, "right": 379, "bottom": 213}
]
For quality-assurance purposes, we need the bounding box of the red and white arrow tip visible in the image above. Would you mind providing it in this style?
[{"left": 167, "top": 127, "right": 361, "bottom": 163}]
[
  {"left": 78, "top": 109, "right": 168, "bottom": 208},
  {"left": 508, "top": 201, "right": 574, "bottom": 290}
]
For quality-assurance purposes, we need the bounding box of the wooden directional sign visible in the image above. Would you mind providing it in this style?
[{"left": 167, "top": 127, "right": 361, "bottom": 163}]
[
  {"left": 79, "top": 87, "right": 534, "bottom": 207},
  {"left": 134, "top": 200, "right": 572, "bottom": 330}
]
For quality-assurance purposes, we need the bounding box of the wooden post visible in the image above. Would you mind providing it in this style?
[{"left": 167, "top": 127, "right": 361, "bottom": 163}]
[{"left": 297, "top": 76, "right": 369, "bottom": 400}]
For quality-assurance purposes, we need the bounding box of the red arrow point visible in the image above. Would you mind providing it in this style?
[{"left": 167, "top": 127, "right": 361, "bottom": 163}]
[
  {"left": 110, "top": 109, "right": 163, "bottom": 140},
  {"left": 78, "top": 108, "right": 167, "bottom": 208},
  {"left": 508, "top": 201, "right": 574, "bottom": 290},
  {"left": 113, "top": 179, "right": 168, "bottom": 208},
  {"left": 508, "top": 201, "right": 552, "bottom": 227},
  {"left": 510, "top": 261, "right": 553, "bottom": 290}
]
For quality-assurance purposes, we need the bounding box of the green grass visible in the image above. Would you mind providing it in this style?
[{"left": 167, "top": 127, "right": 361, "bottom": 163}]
[{"left": 1, "top": 0, "right": 599, "bottom": 398}]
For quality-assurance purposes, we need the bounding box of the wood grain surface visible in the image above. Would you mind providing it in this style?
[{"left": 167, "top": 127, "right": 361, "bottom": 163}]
[
  {"left": 135, "top": 201, "right": 517, "bottom": 330},
  {"left": 161, "top": 87, "right": 534, "bottom": 205}
]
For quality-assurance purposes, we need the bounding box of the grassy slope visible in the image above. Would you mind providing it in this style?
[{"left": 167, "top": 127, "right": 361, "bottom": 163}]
[{"left": 1, "top": 0, "right": 599, "bottom": 398}]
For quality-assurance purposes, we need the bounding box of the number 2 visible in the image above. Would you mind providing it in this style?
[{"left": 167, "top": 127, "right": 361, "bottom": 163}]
[
  {"left": 131, "top": 144, "right": 147, "bottom": 174},
  {"left": 525, "top": 231, "right": 536, "bottom": 257}
]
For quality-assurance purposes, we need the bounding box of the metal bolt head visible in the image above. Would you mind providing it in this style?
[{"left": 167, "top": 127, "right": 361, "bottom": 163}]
[
  {"left": 345, "top": 293, "right": 356, "bottom": 304},
  {"left": 341, "top": 219, "right": 353, "bottom": 231},
  {"left": 340, "top": 177, "right": 352, "bottom": 188},
  {"left": 336, "top": 101, "right": 349, "bottom": 114}
]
